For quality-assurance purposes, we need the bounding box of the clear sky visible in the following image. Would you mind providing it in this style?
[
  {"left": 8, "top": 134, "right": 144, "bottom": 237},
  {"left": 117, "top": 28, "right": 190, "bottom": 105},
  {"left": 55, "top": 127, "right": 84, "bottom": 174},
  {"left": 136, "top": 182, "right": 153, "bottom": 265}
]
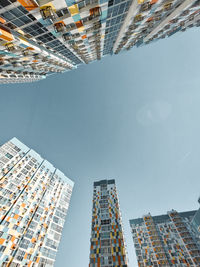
[{"left": 0, "top": 28, "right": 200, "bottom": 267}]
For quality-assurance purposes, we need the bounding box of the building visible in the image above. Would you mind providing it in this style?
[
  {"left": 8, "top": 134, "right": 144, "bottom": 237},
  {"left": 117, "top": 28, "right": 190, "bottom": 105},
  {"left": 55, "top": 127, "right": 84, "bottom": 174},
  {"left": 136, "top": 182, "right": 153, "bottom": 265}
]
[
  {"left": 0, "top": 0, "right": 199, "bottom": 83},
  {"left": 89, "top": 179, "right": 128, "bottom": 267},
  {"left": 0, "top": 137, "right": 74, "bottom": 266},
  {"left": 114, "top": 0, "right": 200, "bottom": 54},
  {"left": 130, "top": 210, "right": 200, "bottom": 267},
  {"left": 192, "top": 197, "right": 200, "bottom": 236}
]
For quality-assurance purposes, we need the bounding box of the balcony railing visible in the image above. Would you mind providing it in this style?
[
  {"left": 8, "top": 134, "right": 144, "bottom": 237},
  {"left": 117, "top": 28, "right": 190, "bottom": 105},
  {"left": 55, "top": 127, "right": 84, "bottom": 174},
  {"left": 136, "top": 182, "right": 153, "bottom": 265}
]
[
  {"left": 54, "top": 22, "right": 65, "bottom": 33},
  {"left": 40, "top": 6, "right": 56, "bottom": 22}
]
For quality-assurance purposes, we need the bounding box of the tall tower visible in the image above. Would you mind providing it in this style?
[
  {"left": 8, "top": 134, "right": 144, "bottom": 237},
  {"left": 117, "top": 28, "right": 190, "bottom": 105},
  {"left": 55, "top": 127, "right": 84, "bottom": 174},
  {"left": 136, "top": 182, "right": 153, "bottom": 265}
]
[
  {"left": 192, "top": 198, "right": 200, "bottom": 236},
  {"left": 0, "top": 137, "right": 74, "bottom": 266},
  {"left": 130, "top": 210, "right": 200, "bottom": 266},
  {"left": 89, "top": 179, "right": 128, "bottom": 267}
]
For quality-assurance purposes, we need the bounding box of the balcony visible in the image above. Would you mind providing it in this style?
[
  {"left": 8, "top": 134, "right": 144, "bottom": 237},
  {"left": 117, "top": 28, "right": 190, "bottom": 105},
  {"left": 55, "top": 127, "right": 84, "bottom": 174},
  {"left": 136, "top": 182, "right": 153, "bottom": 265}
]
[
  {"left": 140, "top": 2, "right": 151, "bottom": 12},
  {"left": 63, "top": 33, "right": 72, "bottom": 42},
  {"left": 163, "top": 3, "right": 173, "bottom": 12},
  {"left": 89, "top": 7, "right": 102, "bottom": 20},
  {"left": 6, "top": 43, "right": 16, "bottom": 52},
  {"left": 40, "top": 6, "right": 56, "bottom": 22},
  {"left": 134, "top": 14, "right": 144, "bottom": 23},
  {"left": 54, "top": 22, "right": 65, "bottom": 33}
]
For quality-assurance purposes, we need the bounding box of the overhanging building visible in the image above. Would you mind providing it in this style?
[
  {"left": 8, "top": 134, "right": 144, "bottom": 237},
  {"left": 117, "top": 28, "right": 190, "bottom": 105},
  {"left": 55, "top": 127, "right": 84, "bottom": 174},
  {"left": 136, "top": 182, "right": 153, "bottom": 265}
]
[
  {"left": 114, "top": 0, "right": 200, "bottom": 53},
  {"left": 130, "top": 210, "right": 200, "bottom": 267},
  {"left": 0, "top": 0, "right": 199, "bottom": 83},
  {"left": 89, "top": 179, "right": 128, "bottom": 267},
  {"left": 0, "top": 137, "right": 74, "bottom": 266}
]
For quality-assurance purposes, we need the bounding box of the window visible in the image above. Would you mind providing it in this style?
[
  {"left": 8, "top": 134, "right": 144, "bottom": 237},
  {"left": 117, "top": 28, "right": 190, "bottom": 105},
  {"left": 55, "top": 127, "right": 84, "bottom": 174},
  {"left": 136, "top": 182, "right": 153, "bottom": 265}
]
[
  {"left": 101, "top": 219, "right": 111, "bottom": 225},
  {"left": 0, "top": 246, "right": 6, "bottom": 252},
  {"left": 101, "top": 239, "right": 110, "bottom": 246}
]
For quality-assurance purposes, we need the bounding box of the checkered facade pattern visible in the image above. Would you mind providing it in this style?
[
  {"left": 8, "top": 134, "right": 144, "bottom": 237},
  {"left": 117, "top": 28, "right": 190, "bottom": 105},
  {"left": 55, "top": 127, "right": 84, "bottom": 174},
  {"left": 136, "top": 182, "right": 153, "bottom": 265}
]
[
  {"left": 130, "top": 210, "right": 200, "bottom": 267},
  {"left": 0, "top": 0, "right": 199, "bottom": 83},
  {"left": 89, "top": 179, "right": 128, "bottom": 267},
  {"left": 0, "top": 137, "right": 74, "bottom": 267}
]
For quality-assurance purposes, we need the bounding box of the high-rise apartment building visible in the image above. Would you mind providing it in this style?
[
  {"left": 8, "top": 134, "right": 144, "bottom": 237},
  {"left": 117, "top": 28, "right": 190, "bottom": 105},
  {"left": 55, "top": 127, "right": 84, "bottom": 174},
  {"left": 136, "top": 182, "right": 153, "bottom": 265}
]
[
  {"left": 0, "top": 137, "right": 74, "bottom": 266},
  {"left": 130, "top": 210, "right": 200, "bottom": 267},
  {"left": 89, "top": 179, "right": 128, "bottom": 267},
  {"left": 0, "top": 0, "right": 199, "bottom": 83},
  {"left": 192, "top": 198, "right": 200, "bottom": 237},
  {"left": 114, "top": 0, "right": 200, "bottom": 53}
]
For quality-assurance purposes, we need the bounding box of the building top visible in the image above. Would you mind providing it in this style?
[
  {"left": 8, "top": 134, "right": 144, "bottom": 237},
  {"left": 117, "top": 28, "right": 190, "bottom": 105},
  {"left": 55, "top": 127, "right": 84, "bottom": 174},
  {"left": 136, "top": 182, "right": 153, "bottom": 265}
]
[
  {"left": 93, "top": 179, "right": 115, "bottom": 186},
  {"left": 130, "top": 210, "right": 197, "bottom": 225},
  {"left": 8, "top": 137, "right": 74, "bottom": 187}
]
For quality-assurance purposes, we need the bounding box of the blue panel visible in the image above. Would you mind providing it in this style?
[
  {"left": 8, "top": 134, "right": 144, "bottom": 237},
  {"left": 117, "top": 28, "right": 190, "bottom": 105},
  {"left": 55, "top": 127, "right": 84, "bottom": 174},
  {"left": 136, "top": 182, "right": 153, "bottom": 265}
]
[
  {"left": 65, "top": 0, "right": 76, "bottom": 6},
  {"left": 73, "top": 14, "right": 81, "bottom": 22}
]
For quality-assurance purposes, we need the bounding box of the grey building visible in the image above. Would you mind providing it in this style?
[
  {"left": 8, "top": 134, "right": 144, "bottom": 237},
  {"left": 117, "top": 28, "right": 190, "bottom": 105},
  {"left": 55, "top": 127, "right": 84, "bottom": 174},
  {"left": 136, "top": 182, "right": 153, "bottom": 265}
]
[{"left": 130, "top": 209, "right": 200, "bottom": 266}]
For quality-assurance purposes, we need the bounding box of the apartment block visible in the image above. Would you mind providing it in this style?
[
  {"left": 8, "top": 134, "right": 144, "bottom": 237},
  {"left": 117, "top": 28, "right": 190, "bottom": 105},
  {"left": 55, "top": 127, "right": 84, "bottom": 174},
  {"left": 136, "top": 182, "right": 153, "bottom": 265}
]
[
  {"left": 192, "top": 198, "right": 200, "bottom": 238},
  {"left": 0, "top": 137, "right": 74, "bottom": 266},
  {"left": 130, "top": 210, "right": 200, "bottom": 266},
  {"left": 114, "top": 0, "right": 200, "bottom": 53},
  {"left": 0, "top": 0, "right": 199, "bottom": 83},
  {"left": 89, "top": 179, "right": 128, "bottom": 267}
]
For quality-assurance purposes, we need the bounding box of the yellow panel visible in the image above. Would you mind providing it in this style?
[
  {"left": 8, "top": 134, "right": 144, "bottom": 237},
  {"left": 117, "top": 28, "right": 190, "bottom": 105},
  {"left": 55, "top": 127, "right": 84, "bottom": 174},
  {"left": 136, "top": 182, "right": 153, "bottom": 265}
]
[
  {"left": 78, "top": 26, "right": 84, "bottom": 33},
  {"left": 40, "top": 2, "right": 56, "bottom": 11},
  {"left": 0, "top": 27, "right": 14, "bottom": 41},
  {"left": 22, "top": 57, "right": 30, "bottom": 61},
  {"left": 68, "top": 4, "right": 79, "bottom": 15},
  {"left": 18, "top": 29, "right": 25, "bottom": 35},
  {"left": 17, "top": 0, "right": 38, "bottom": 11}
]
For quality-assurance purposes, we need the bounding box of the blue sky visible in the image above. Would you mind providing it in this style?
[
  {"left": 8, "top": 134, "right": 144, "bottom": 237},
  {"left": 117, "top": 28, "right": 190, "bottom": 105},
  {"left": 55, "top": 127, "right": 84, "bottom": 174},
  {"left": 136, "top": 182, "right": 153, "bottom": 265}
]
[{"left": 0, "top": 28, "right": 200, "bottom": 266}]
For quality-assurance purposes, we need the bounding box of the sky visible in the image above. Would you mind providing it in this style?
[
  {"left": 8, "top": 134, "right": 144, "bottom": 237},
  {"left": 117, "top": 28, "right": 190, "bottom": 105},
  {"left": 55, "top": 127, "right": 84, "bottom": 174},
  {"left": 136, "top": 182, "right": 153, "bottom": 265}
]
[{"left": 0, "top": 27, "right": 200, "bottom": 267}]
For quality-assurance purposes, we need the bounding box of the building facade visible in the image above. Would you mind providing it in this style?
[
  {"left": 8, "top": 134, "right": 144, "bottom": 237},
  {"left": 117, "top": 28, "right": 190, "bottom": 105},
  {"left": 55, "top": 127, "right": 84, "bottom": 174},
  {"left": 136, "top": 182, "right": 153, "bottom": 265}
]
[
  {"left": 114, "top": 0, "right": 200, "bottom": 54},
  {"left": 89, "top": 179, "right": 128, "bottom": 267},
  {"left": 0, "top": 137, "right": 74, "bottom": 266},
  {"left": 130, "top": 210, "right": 200, "bottom": 267},
  {"left": 0, "top": 0, "right": 199, "bottom": 83},
  {"left": 192, "top": 198, "right": 200, "bottom": 237}
]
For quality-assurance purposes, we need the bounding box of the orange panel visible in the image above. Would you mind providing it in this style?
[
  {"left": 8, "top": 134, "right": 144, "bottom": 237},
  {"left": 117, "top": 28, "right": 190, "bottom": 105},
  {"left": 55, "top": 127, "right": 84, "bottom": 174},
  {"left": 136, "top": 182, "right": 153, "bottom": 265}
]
[
  {"left": 17, "top": 0, "right": 38, "bottom": 11},
  {"left": 147, "top": 17, "right": 153, "bottom": 22},
  {"left": 0, "top": 238, "right": 5, "bottom": 245},
  {"left": 76, "top": 20, "right": 83, "bottom": 28},
  {"left": 0, "top": 17, "right": 6, "bottom": 24},
  {"left": 14, "top": 214, "right": 19, "bottom": 219},
  {"left": 82, "top": 35, "right": 86, "bottom": 39},
  {"left": 118, "top": 256, "right": 121, "bottom": 265},
  {"left": 0, "top": 26, "right": 13, "bottom": 41}
]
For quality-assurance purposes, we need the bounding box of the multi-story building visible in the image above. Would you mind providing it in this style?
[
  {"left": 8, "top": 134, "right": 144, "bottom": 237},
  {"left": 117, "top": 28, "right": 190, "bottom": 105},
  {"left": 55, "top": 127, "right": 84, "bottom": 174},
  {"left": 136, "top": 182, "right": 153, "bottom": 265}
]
[
  {"left": 130, "top": 210, "right": 200, "bottom": 267},
  {"left": 192, "top": 198, "right": 200, "bottom": 237},
  {"left": 89, "top": 179, "right": 128, "bottom": 267},
  {"left": 0, "top": 0, "right": 200, "bottom": 83},
  {"left": 0, "top": 137, "right": 74, "bottom": 266},
  {"left": 114, "top": 0, "right": 200, "bottom": 54}
]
